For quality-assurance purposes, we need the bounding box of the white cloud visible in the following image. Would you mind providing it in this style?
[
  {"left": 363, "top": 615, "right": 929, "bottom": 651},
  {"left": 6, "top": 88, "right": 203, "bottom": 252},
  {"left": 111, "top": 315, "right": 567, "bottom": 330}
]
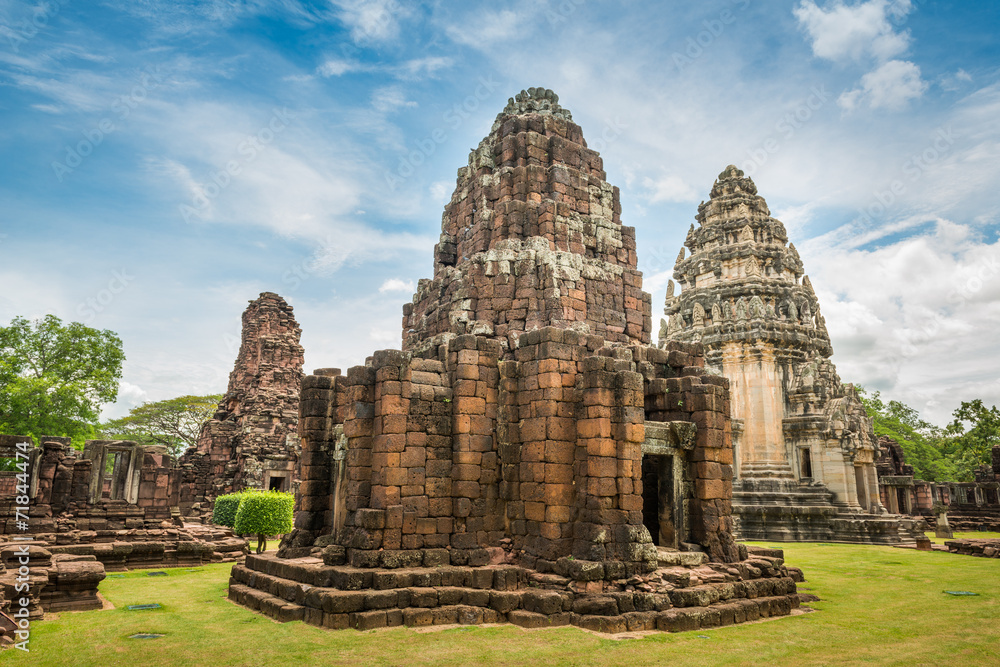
[
  {"left": 795, "top": 1, "right": 926, "bottom": 113},
  {"left": 642, "top": 174, "right": 697, "bottom": 203},
  {"left": 429, "top": 181, "right": 451, "bottom": 203},
  {"left": 444, "top": 9, "right": 529, "bottom": 49},
  {"left": 369, "top": 327, "right": 400, "bottom": 344},
  {"left": 317, "top": 59, "right": 364, "bottom": 77},
  {"left": 333, "top": 0, "right": 410, "bottom": 43},
  {"left": 393, "top": 56, "right": 453, "bottom": 80},
  {"left": 940, "top": 68, "right": 974, "bottom": 92},
  {"left": 794, "top": 0, "right": 913, "bottom": 63},
  {"left": 838, "top": 59, "right": 928, "bottom": 111},
  {"left": 378, "top": 278, "right": 415, "bottom": 293},
  {"left": 371, "top": 85, "right": 417, "bottom": 113},
  {"left": 805, "top": 219, "right": 1000, "bottom": 425},
  {"left": 102, "top": 381, "right": 149, "bottom": 420}
]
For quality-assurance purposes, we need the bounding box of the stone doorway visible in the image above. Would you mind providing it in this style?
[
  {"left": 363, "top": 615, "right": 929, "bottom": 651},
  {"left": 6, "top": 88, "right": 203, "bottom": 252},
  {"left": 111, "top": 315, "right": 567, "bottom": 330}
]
[
  {"left": 798, "top": 447, "right": 812, "bottom": 480},
  {"left": 895, "top": 487, "right": 910, "bottom": 514},
  {"left": 855, "top": 466, "right": 868, "bottom": 511},
  {"left": 264, "top": 471, "right": 290, "bottom": 492},
  {"left": 641, "top": 454, "right": 681, "bottom": 548}
]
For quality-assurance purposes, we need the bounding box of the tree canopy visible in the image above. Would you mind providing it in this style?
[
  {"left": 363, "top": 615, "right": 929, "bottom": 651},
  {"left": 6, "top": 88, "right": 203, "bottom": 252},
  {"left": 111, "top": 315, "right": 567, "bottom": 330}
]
[
  {"left": 859, "top": 388, "right": 999, "bottom": 482},
  {"left": 0, "top": 315, "right": 124, "bottom": 446},
  {"left": 99, "top": 393, "right": 223, "bottom": 457},
  {"left": 946, "top": 399, "right": 1000, "bottom": 478}
]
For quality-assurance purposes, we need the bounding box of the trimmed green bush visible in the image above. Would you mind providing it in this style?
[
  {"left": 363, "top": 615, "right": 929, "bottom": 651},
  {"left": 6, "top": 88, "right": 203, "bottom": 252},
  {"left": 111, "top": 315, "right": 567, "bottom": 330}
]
[
  {"left": 233, "top": 490, "right": 294, "bottom": 553},
  {"left": 211, "top": 492, "right": 244, "bottom": 528}
]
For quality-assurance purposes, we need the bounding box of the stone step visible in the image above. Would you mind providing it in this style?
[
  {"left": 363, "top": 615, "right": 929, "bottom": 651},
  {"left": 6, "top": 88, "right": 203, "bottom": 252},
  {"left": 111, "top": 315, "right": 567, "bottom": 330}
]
[
  {"left": 657, "top": 549, "right": 706, "bottom": 567},
  {"left": 229, "top": 564, "right": 799, "bottom": 619},
  {"left": 230, "top": 576, "right": 802, "bottom": 634}
]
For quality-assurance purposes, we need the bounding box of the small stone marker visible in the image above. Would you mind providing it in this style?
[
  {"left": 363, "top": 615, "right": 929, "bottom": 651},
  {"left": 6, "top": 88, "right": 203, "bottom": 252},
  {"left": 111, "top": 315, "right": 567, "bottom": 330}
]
[
  {"left": 129, "top": 634, "right": 165, "bottom": 639},
  {"left": 127, "top": 603, "right": 162, "bottom": 610},
  {"left": 943, "top": 591, "right": 978, "bottom": 596},
  {"left": 147, "top": 571, "right": 167, "bottom": 577}
]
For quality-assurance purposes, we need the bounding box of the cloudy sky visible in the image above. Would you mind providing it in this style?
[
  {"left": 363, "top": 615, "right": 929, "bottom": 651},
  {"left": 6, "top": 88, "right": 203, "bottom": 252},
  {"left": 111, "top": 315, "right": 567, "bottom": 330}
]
[{"left": 1, "top": 0, "right": 997, "bottom": 427}]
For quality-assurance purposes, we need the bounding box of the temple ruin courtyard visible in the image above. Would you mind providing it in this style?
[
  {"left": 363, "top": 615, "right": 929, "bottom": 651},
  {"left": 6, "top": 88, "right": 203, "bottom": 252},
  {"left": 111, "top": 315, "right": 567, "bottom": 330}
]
[
  {"left": 3, "top": 0, "right": 1000, "bottom": 658},
  {"left": 5, "top": 541, "right": 998, "bottom": 666}
]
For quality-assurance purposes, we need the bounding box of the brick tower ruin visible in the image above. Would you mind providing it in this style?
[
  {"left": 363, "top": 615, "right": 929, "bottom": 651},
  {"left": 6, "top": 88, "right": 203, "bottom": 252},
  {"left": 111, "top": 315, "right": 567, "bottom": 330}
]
[
  {"left": 402, "top": 90, "right": 651, "bottom": 352},
  {"left": 229, "top": 90, "right": 809, "bottom": 635},
  {"left": 179, "top": 292, "right": 304, "bottom": 516},
  {"left": 661, "top": 165, "right": 909, "bottom": 543}
]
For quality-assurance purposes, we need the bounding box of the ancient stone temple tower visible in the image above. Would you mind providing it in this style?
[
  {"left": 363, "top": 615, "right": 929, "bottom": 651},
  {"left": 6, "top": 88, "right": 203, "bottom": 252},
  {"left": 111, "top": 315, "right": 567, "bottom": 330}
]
[
  {"left": 226, "top": 91, "right": 809, "bottom": 635},
  {"left": 402, "top": 88, "right": 652, "bottom": 354},
  {"left": 661, "top": 166, "right": 907, "bottom": 543},
  {"left": 179, "top": 292, "right": 304, "bottom": 515}
]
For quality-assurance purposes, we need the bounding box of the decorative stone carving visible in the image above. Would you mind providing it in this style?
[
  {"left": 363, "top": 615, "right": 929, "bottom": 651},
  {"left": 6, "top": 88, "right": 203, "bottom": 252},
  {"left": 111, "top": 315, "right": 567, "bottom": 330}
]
[
  {"left": 692, "top": 302, "right": 706, "bottom": 327},
  {"left": 662, "top": 165, "right": 908, "bottom": 544},
  {"left": 735, "top": 297, "right": 748, "bottom": 320}
]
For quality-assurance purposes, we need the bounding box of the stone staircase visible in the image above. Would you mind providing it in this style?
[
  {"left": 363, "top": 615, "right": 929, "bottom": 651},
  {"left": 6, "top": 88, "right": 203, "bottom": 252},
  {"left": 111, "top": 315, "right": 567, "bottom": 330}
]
[{"left": 227, "top": 545, "right": 810, "bottom": 634}]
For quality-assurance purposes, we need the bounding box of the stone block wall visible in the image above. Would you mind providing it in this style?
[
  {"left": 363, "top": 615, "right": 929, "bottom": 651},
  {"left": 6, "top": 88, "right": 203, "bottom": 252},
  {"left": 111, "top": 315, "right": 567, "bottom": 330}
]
[{"left": 284, "top": 326, "right": 738, "bottom": 569}]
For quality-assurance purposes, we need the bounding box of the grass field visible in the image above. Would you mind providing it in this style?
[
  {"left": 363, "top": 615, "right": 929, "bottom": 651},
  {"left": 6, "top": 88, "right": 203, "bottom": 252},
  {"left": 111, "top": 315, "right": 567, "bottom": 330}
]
[{"left": 7, "top": 539, "right": 999, "bottom": 666}]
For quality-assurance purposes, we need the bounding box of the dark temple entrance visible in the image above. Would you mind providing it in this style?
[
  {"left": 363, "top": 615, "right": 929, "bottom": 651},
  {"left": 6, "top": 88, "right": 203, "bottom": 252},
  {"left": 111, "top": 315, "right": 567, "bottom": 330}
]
[{"left": 641, "top": 454, "right": 680, "bottom": 548}]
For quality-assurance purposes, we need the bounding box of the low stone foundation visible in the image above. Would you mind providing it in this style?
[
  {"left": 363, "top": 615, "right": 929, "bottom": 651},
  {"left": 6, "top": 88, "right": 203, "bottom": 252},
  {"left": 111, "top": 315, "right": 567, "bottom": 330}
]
[
  {"left": 945, "top": 539, "right": 1000, "bottom": 558},
  {"left": 734, "top": 487, "right": 925, "bottom": 545},
  {"left": 33, "top": 524, "right": 247, "bottom": 571},
  {"left": 0, "top": 543, "right": 105, "bottom": 618},
  {"left": 228, "top": 545, "right": 808, "bottom": 634},
  {"left": 925, "top": 514, "right": 1000, "bottom": 533}
]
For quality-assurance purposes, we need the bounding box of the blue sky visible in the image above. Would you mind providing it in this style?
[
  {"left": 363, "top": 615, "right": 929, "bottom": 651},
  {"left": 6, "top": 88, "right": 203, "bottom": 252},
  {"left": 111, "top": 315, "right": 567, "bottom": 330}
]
[{"left": 1, "top": 0, "right": 998, "bottom": 426}]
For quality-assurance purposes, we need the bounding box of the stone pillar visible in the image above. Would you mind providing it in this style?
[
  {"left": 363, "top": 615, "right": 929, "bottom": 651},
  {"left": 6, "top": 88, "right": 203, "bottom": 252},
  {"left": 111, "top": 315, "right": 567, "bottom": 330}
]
[{"left": 408, "top": 357, "right": 451, "bottom": 550}]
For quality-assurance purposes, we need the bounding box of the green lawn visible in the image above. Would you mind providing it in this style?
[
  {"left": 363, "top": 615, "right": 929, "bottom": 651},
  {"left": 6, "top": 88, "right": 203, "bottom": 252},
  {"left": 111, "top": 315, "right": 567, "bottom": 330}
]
[{"left": 8, "top": 540, "right": 999, "bottom": 666}]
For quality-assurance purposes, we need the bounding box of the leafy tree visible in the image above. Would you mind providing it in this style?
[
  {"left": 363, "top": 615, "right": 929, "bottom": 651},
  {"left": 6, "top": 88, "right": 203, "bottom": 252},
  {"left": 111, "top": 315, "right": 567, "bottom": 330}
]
[
  {"left": 946, "top": 399, "right": 1000, "bottom": 480},
  {"left": 857, "top": 387, "right": 958, "bottom": 481},
  {"left": 99, "top": 393, "right": 223, "bottom": 457},
  {"left": 0, "top": 315, "right": 124, "bottom": 447},
  {"left": 233, "top": 491, "right": 294, "bottom": 553}
]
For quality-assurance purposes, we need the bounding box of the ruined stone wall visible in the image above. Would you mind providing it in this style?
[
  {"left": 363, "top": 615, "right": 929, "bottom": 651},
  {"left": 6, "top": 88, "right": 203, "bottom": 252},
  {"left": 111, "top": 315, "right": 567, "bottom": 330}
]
[
  {"left": 0, "top": 437, "right": 181, "bottom": 536},
  {"left": 874, "top": 436, "right": 1000, "bottom": 531},
  {"left": 179, "top": 292, "right": 304, "bottom": 514}
]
